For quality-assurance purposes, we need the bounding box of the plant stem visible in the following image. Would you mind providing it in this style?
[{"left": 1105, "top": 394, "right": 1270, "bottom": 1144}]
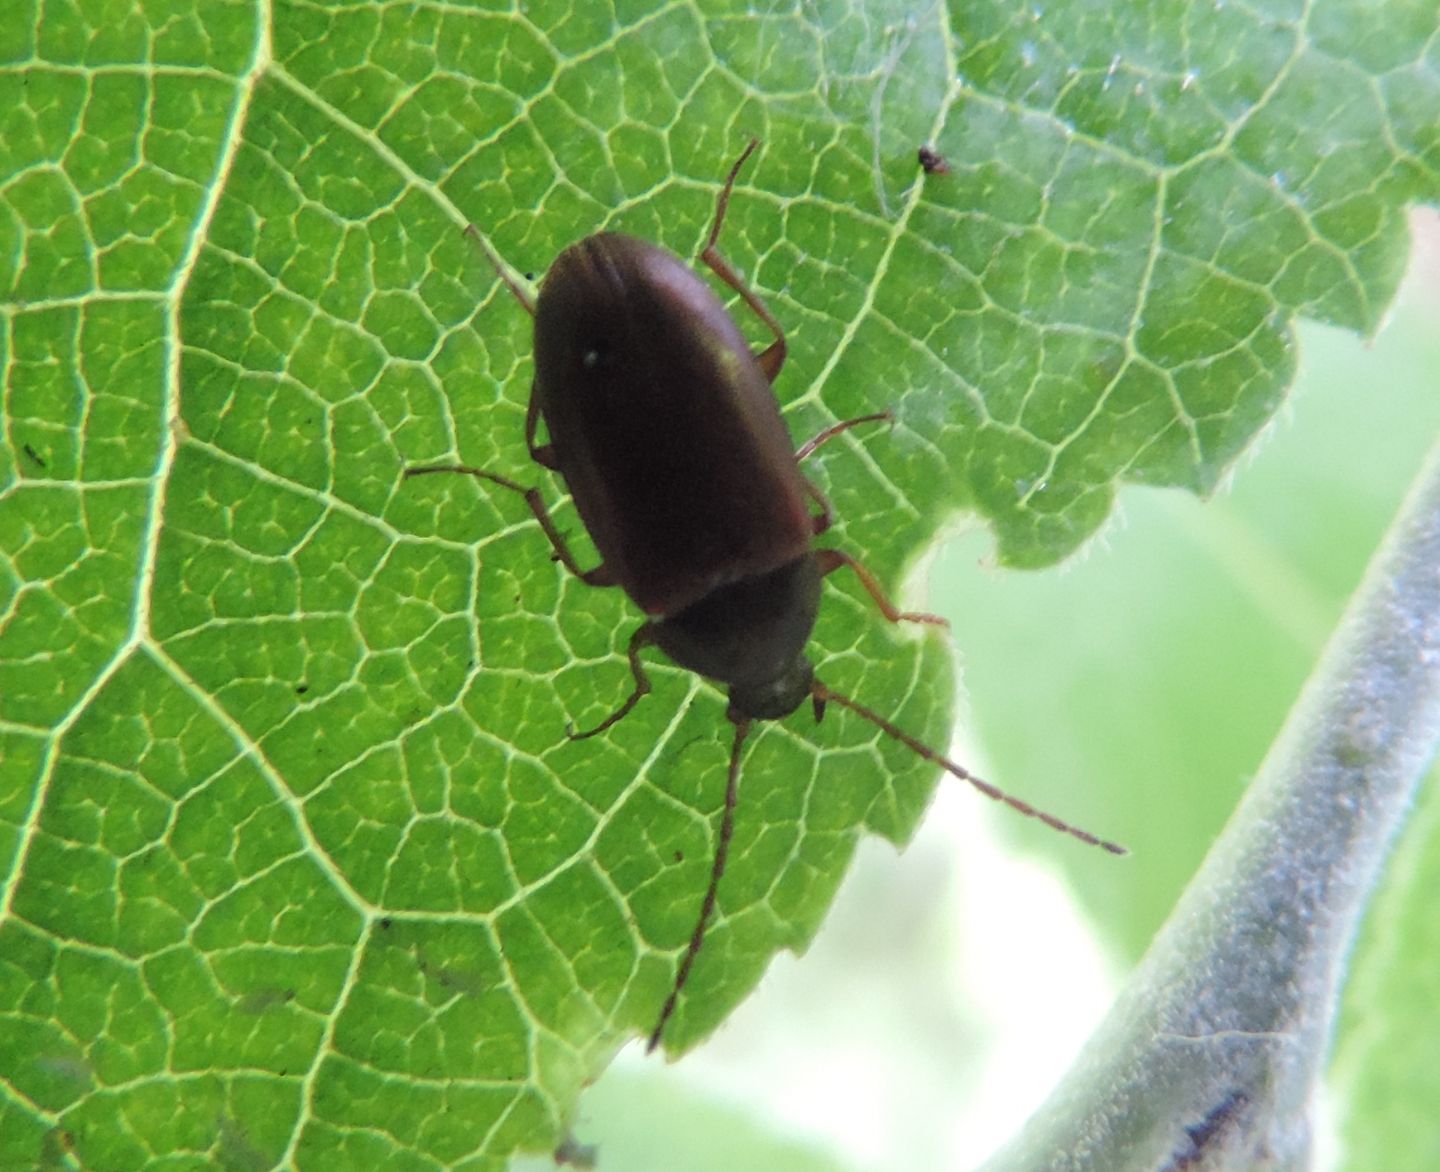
[{"left": 981, "top": 435, "right": 1440, "bottom": 1171}]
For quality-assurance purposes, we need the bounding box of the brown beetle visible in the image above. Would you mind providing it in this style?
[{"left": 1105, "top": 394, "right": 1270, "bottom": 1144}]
[{"left": 409, "top": 141, "right": 1121, "bottom": 1052}]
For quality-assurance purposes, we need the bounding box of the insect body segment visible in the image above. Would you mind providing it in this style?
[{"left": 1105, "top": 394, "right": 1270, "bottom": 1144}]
[{"left": 407, "top": 139, "right": 1122, "bottom": 1056}]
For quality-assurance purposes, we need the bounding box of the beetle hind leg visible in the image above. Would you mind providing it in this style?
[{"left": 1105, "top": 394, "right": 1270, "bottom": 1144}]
[
  {"left": 795, "top": 414, "right": 898, "bottom": 534},
  {"left": 701, "top": 139, "right": 787, "bottom": 383},
  {"left": 524, "top": 393, "right": 561, "bottom": 472}
]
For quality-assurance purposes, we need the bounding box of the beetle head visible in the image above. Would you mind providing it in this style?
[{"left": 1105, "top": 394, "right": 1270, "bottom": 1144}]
[{"left": 727, "top": 655, "right": 815, "bottom": 722}]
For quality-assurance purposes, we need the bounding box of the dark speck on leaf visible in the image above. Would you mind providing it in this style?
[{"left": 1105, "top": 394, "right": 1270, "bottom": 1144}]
[{"left": 918, "top": 145, "right": 950, "bottom": 174}]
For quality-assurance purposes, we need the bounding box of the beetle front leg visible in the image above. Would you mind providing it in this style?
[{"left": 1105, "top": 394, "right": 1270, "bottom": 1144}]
[
  {"left": 815, "top": 548, "right": 948, "bottom": 628},
  {"left": 567, "top": 623, "right": 656, "bottom": 740},
  {"left": 403, "top": 463, "right": 614, "bottom": 588}
]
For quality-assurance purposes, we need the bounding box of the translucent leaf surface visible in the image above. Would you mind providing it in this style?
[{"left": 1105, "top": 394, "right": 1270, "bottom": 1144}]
[{"left": 1, "top": 0, "right": 1436, "bottom": 1166}]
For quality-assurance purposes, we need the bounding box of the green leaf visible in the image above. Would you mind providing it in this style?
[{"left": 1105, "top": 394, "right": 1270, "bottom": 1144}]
[{"left": 1, "top": 0, "right": 1435, "bottom": 1167}]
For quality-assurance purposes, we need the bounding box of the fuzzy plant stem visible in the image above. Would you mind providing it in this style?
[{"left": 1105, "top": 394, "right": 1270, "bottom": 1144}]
[{"left": 980, "top": 435, "right": 1440, "bottom": 1172}]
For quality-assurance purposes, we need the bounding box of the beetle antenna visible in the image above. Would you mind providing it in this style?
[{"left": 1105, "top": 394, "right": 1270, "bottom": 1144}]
[
  {"left": 647, "top": 716, "right": 753, "bottom": 1053},
  {"left": 811, "top": 681, "right": 1126, "bottom": 855},
  {"left": 462, "top": 224, "right": 536, "bottom": 316}
]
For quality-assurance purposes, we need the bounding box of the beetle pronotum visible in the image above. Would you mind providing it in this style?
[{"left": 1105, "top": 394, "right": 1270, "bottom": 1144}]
[{"left": 409, "top": 140, "right": 1122, "bottom": 1052}]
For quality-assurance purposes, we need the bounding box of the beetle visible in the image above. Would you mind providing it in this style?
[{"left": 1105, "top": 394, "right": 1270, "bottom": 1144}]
[{"left": 408, "top": 140, "right": 1122, "bottom": 1052}]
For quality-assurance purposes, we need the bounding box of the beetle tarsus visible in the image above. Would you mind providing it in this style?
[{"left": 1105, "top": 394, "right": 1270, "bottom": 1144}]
[{"left": 705, "top": 139, "right": 760, "bottom": 254}]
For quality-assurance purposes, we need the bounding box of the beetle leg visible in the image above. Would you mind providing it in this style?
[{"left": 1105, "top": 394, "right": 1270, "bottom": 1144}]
[
  {"left": 802, "top": 478, "right": 834, "bottom": 536},
  {"left": 701, "top": 245, "right": 787, "bottom": 382},
  {"left": 524, "top": 393, "right": 561, "bottom": 471},
  {"left": 647, "top": 714, "right": 753, "bottom": 1052},
  {"left": 794, "top": 411, "right": 895, "bottom": 463},
  {"left": 567, "top": 623, "right": 656, "bottom": 740},
  {"left": 701, "top": 139, "right": 788, "bottom": 383},
  {"left": 403, "top": 463, "right": 614, "bottom": 588},
  {"left": 798, "top": 414, "right": 897, "bottom": 534},
  {"left": 815, "top": 548, "right": 948, "bottom": 628}
]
